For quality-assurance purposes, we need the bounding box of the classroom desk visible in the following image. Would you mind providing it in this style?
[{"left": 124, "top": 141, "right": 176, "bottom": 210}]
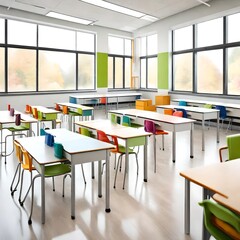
[
  {"left": 69, "top": 92, "right": 142, "bottom": 114},
  {"left": 75, "top": 119, "right": 151, "bottom": 183},
  {"left": 156, "top": 105, "right": 220, "bottom": 151},
  {"left": 109, "top": 109, "right": 196, "bottom": 163},
  {"left": 0, "top": 110, "right": 38, "bottom": 155},
  {"left": 31, "top": 106, "right": 61, "bottom": 134},
  {"left": 17, "top": 129, "right": 114, "bottom": 224},
  {"left": 56, "top": 102, "right": 94, "bottom": 131},
  {"left": 172, "top": 98, "right": 240, "bottom": 119},
  {"left": 180, "top": 160, "right": 240, "bottom": 240}
]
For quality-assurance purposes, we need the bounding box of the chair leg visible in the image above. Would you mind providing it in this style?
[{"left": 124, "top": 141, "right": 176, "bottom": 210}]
[
  {"left": 81, "top": 164, "right": 86, "bottom": 184},
  {"left": 52, "top": 177, "right": 55, "bottom": 191},
  {"left": 19, "top": 171, "right": 33, "bottom": 206},
  {"left": 134, "top": 153, "right": 139, "bottom": 175},
  {"left": 62, "top": 174, "right": 71, "bottom": 197},
  {"left": 113, "top": 155, "right": 122, "bottom": 189},
  {"left": 154, "top": 135, "right": 157, "bottom": 173},
  {"left": 10, "top": 163, "right": 21, "bottom": 195},
  {"left": 162, "top": 135, "right": 165, "bottom": 150}
]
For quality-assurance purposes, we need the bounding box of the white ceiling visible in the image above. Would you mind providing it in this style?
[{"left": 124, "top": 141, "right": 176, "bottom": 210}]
[{"left": 0, "top": 0, "right": 211, "bottom": 32}]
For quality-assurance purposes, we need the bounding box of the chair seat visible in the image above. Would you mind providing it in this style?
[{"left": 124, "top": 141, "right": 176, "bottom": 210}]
[
  {"left": 131, "top": 122, "right": 143, "bottom": 128},
  {"left": 7, "top": 126, "right": 29, "bottom": 132},
  {"left": 155, "top": 129, "right": 168, "bottom": 135},
  {"left": 111, "top": 145, "right": 135, "bottom": 154},
  {"left": 44, "top": 164, "right": 71, "bottom": 177}
]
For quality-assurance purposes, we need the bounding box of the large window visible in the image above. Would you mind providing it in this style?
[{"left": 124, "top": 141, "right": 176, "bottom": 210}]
[
  {"left": 0, "top": 18, "right": 96, "bottom": 93},
  {"left": 108, "top": 36, "right": 132, "bottom": 89},
  {"left": 172, "top": 12, "right": 240, "bottom": 96},
  {"left": 140, "top": 34, "right": 158, "bottom": 89}
]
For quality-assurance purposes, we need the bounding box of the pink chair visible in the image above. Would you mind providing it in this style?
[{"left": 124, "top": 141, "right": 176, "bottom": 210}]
[
  {"left": 144, "top": 120, "right": 168, "bottom": 172},
  {"left": 173, "top": 111, "right": 183, "bottom": 117}
]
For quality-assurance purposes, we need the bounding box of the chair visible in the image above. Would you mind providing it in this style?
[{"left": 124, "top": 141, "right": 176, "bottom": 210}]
[
  {"left": 215, "top": 105, "right": 232, "bottom": 132},
  {"left": 163, "top": 109, "right": 174, "bottom": 115},
  {"left": 175, "top": 108, "right": 188, "bottom": 118},
  {"left": 199, "top": 199, "right": 240, "bottom": 240},
  {"left": 144, "top": 120, "right": 168, "bottom": 173},
  {"left": 110, "top": 113, "right": 121, "bottom": 124},
  {"left": 179, "top": 100, "right": 187, "bottom": 106},
  {"left": 122, "top": 115, "right": 143, "bottom": 128},
  {"left": 172, "top": 111, "right": 183, "bottom": 117},
  {"left": 96, "top": 130, "right": 138, "bottom": 189},
  {"left": 22, "top": 147, "right": 72, "bottom": 225},
  {"left": 219, "top": 134, "right": 240, "bottom": 162}
]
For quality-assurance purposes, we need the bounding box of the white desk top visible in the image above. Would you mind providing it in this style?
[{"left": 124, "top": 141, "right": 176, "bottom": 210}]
[
  {"left": 109, "top": 109, "right": 196, "bottom": 125},
  {"left": 157, "top": 105, "right": 219, "bottom": 113},
  {"left": 17, "top": 129, "right": 114, "bottom": 165},
  {"left": 0, "top": 110, "right": 38, "bottom": 124},
  {"left": 75, "top": 119, "right": 151, "bottom": 139},
  {"left": 31, "top": 106, "right": 60, "bottom": 114},
  {"left": 70, "top": 92, "right": 142, "bottom": 99},
  {"left": 57, "top": 102, "right": 93, "bottom": 110}
]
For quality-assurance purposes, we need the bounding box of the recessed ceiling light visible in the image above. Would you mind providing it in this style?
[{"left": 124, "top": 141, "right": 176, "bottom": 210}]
[
  {"left": 81, "top": 0, "right": 155, "bottom": 19},
  {"left": 46, "top": 12, "right": 94, "bottom": 25}
]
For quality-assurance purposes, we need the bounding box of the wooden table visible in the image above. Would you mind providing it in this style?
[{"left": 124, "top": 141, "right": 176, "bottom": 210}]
[
  {"left": 109, "top": 109, "right": 196, "bottom": 163},
  {"left": 17, "top": 129, "right": 114, "bottom": 224},
  {"left": 157, "top": 105, "right": 220, "bottom": 151},
  {"left": 180, "top": 160, "right": 240, "bottom": 240},
  {"left": 75, "top": 119, "right": 151, "bottom": 183}
]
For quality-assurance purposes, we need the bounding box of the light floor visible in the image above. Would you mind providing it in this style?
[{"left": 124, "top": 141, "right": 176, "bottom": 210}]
[{"left": 0, "top": 108, "right": 235, "bottom": 240}]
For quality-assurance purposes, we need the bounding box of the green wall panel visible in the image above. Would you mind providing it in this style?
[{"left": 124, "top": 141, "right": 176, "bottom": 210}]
[
  {"left": 158, "top": 52, "right": 169, "bottom": 89},
  {"left": 97, "top": 52, "right": 108, "bottom": 88}
]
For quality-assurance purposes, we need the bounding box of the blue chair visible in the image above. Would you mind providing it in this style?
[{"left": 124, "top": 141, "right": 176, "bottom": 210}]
[
  {"left": 179, "top": 101, "right": 187, "bottom": 106},
  {"left": 215, "top": 105, "right": 232, "bottom": 131}
]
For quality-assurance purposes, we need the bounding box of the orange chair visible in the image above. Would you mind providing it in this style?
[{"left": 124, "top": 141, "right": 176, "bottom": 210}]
[
  {"left": 144, "top": 120, "right": 168, "bottom": 173},
  {"left": 164, "top": 109, "right": 174, "bottom": 115},
  {"left": 97, "top": 130, "right": 138, "bottom": 189},
  {"left": 173, "top": 111, "right": 183, "bottom": 117}
]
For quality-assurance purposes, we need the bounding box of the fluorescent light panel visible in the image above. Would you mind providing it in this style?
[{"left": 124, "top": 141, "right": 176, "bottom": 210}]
[
  {"left": 81, "top": 0, "right": 158, "bottom": 21},
  {"left": 46, "top": 12, "right": 94, "bottom": 25},
  {"left": 140, "top": 15, "right": 158, "bottom": 22}
]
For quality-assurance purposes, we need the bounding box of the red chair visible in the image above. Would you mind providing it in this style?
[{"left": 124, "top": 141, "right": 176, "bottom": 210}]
[
  {"left": 172, "top": 111, "right": 183, "bottom": 117},
  {"left": 144, "top": 120, "right": 168, "bottom": 173}
]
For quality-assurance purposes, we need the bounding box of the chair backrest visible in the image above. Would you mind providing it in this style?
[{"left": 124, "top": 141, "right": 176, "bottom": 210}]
[
  {"left": 173, "top": 111, "right": 183, "bottom": 117},
  {"left": 32, "top": 108, "right": 38, "bottom": 119},
  {"left": 122, "top": 115, "right": 131, "bottom": 127},
  {"left": 199, "top": 200, "right": 240, "bottom": 240},
  {"left": 14, "top": 140, "right": 22, "bottom": 164},
  {"left": 110, "top": 135, "right": 119, "bottom": 152},
  {"left": 100, "top": 97, "right": 107, "bottom": 104},
  {"left": 55, "top": 104, "right": 60, "bottom": 111},
  {"left": 227, "top": 134, "right": 240, "bottom": 160},
  {"left": 215, "top": 105, "right": 227, "bottom": 119},
  {"left": 204, "top": 104, "right": 213, "bottom": 109},
  {"left": 25, "top": 104, "right": 31, "bottom": 113},
  {"left": 97, "top": 130, "right": 111, "bottom": 143},
  {"left": 164, "top": 109, "right": 173, "bottom": 115},
  {"left": 79, "top": 127, "right": 91, "bottom": 137},
  {"left": 21, "top": 147, "right": 33, "bottom": 172},
  {"left": 144, "top": 120, "right": 156, "bottom": 134},
  {"left": 15, "top": 114, "right": 21, "bottom": 126},
  {"left": 175, "top": 108, "right": 187, "bottom": 118},
  {"left": 62, "top": 105, "right": 68, "bottom": 114},
  {"left": 179, "top": 101, "right": 187, "bottom": 106}
]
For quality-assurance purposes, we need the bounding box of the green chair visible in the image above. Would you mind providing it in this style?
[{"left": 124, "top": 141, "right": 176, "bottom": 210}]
[
  {"left": 110, "top": 113, "right": 121, "bottom": 124},
  {"left": 219, "top": 134, "right": 240, "bottom": 162},
  {"left": 199, "top": 199, "right": 240, "bottom": 240},
  {"left": 22, "top": 147, "right": 72, "bottom": 225},
  {"left": 122, "top": 115, "right": 143, "bottom": 128}
]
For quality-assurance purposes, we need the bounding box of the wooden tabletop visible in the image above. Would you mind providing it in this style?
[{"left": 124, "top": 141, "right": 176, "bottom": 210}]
[{"left": 180, "top": 160, "right": 240, "bottom": 213}]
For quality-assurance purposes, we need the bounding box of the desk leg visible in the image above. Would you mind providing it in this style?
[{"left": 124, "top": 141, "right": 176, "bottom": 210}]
[
  {"left": 52, "top": 119, "right": 56, "bottom": 129},
  {"left": 123, "top": 140, "right": 129, "bottom": 189},
  {"left": 91, "top": 162, "right": 95, "bottom": 179},
  {"left": 172, "top": 131, "right": 176, "bottom": 163},
  {"left": 184, "top": 179, "right": 190, "bottom": 234},
  {"left": 202, "top": 188, "right": 210, "bottom": 240},
  {"left": 190, "top": 123, "right": 194, "bottom": 158},
  {"left": 98, "top": 160, "right": 102, "bottom": 198},
  {"left": 202, "top": 116, "right": 205, "bottom": 151},
  {"left": 144, "top": 136, "right": 148, "bottom": 182},
  {"left": 71, "top": 163, "right": 76, "bottom": 220},
  {"left": 217, "top": 112, "right": 219, "bottom": 143},
  {"left": 41, "top": 165, "right": 45, "bottom": 224},
  {"left": 105, "top": 151, "right": 111, "bottom": 212}
]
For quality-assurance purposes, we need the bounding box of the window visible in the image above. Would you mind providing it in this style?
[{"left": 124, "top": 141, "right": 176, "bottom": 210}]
[
  {"left": 8, "top": 20, "right": 37, "bottom": 46},
  {"left": 38, "top": 51, "right": 76, "bottom": 91},
  {"left": 8, "top": 48, "right": 36, "bottom": 92},
  {"left": 172, "top": 13, "right": 240, "bottom": 96},
  {"left": 108, "top": 36, "right": 132, "bottom": 89},
  {"left": 140, "top": 34, "right": 158, "bottom": 89},
  {"left": 0, "top": 18, "right": 96, "bottom": 93}
]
